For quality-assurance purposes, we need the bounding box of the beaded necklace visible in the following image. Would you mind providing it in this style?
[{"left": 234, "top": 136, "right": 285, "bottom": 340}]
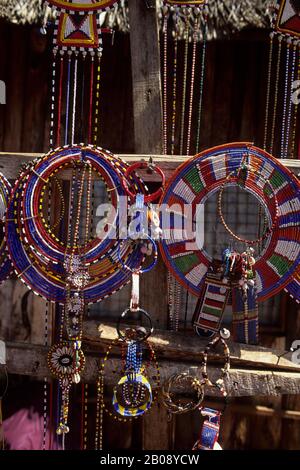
[{"left": 159, "top": 143, "right": 300, "bottom": 304}]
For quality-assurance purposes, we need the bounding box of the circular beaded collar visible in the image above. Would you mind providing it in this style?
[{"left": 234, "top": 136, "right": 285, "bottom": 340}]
[
  {"left": 159, "top": 142, "right": 300, "bottom": 302},
  {"left": 5, "top": 145, "right": 144, "bottom": 304}
]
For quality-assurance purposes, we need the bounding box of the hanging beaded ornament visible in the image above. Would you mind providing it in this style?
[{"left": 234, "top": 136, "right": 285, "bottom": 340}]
[
  {"left": 6, "top": 145, "right": 145, "bottom": 304},
  {"left": 0, "top": 173, "right": 12, "bottom": 284},
  {"left": 95, "top": 339, "right": 160, "bottom": 449},
  {"left": 264, "top": 1, "right": 300, "bottom": 158},
  {"left": 47, "top": 341, "right": 85, "bottom": 435},
  {"left": 162, "top": 372, "right": 204, "bottom": 414},
  {"left": 192, "top": 407, "right": 222, "bottom": 451},
  {"left": 159, "top": 142, "right": 300, "bottom": 303},
  {"left": 200, "top": 329, "right": 230, "bottom": 397},
  {"left": 162, "top": 1, "right": 208, "bottom": 156}
]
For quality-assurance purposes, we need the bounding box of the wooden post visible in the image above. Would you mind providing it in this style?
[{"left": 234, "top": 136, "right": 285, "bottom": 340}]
[
  {"left": 128, "top": 0, "right": 168, "bottom": 449},
  {"left": 128, "top": 0, "right": 163, "bottom": 155}
]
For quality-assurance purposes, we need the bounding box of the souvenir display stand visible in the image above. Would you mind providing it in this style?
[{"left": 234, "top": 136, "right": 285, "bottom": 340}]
[{"left": 0, "top": 0, "right": 300, "bottom": 452}]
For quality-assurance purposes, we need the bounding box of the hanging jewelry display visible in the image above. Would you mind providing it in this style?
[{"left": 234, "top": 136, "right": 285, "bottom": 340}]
[
  {"left": 264, "top": 0, "right": 300, "bottom": 158},
  {"left": 161, "top": 1, "right": 208, "bottom": 156},
  {"left": 0, "top": 173, "right": 12, "bottom": 284},
  {"left": 192, "top": 407, "right": 222, "bottom": 451},
  {"left": 159, "top": 143, "right": 300, "bottom": 305},
  {"left": 200, "top": 329, "right": 230, "bottom": 397}
]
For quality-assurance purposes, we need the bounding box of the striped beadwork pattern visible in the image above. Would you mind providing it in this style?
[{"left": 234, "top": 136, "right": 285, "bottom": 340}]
[
  {"left": 193, "top": 278, "right": 230, "bottom": 335},
  {"left": 159, "top": 142, "right": 300, "bottom": 302},
  {"left": 5, "top": 145, "right": 144, "bottom": 304}
]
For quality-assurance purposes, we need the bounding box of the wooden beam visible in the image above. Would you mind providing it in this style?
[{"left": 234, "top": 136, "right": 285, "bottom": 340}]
[
  {"left": 92, "top": 323, "right": 300, "bottom": 373},
  {"left": 0, "top": 152, "right": 299, "bottom": 181},
  {"left": 5, "top": 341, "right": 300, "bottom": 397}
]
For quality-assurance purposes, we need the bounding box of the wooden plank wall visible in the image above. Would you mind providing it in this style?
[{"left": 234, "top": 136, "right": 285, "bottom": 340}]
[{"left": 0, "top": 18, "right": 299, "bottom": 450}]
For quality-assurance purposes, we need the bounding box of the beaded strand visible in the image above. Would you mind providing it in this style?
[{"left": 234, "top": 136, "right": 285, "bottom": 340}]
[
  {"left": 195, "top": 20, "right": 207, "bottom": 154},
  {"left": 170, "top": 13, "right": 179, "bottom": 156},
  {"left": 49, "top": 49, "right": 57, "bottom": 149},
  {"left": 179, "top": 10, "right": 190, "bottom": 156},
  {"left": 186, "top": 14, "right": 199, "bottom": 156},
  {"left": 280, "top": 39, "right": 291, "bottom": 158},
  {"left": 162, "top": 9, "right": 169, "bottom": 155},
  {"left": 270, "top": 36, "right": 282, "bottom": 155},
  {"left": 263, "top": 33, "right": 274, "bottom": 151},
  {"left": 284, "top": 41, "right": 298, "bottom": 159}
]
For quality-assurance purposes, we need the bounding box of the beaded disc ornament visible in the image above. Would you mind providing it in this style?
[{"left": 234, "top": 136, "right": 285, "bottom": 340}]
[
  {"left": 0, "top": 173, "right": 12, "bottom": 284},
  {"left": 6, "top": 145, "right": 144, "bottom": 304},
  {"left": 159, "top": 142, "right": 300, "bottom": 303}
]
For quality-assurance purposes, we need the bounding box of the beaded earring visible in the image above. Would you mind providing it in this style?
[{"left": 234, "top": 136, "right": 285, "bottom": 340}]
[
  {"left": 95, "top": 338, "right": 160, "bottom": 450},
  {"left": 44, "top": 0, "right": 119, "bottom": 148}
]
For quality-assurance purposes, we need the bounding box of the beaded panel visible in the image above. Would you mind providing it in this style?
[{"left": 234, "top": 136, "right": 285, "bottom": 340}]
[
  {"left": 275, "top": 0, "right": 300, "bottom": 38},
  {"left": 45, "top": 1, "right": 119, "bottom": 13},
  {"left": 159, "top": 142, "right": 300, "bottom": 302},
  {"left": 163, "top": 0, "right": 206, "bottom": 5},
  {"left": 54, "top": 12, "right": 101, "bottom": 51}
]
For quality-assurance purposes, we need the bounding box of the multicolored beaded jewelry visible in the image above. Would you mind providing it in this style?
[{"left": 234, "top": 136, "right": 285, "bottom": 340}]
[
  {"left": 162, "top": 1, "right": 208, "bottom": 155},
  {"left": 159, "top": 142, "right": 300, "bottom": 303},
  {"left": 200, "top": 329, "right": 231, "bottom": 397},
  {"left": 264, "top": 0, "right": 300, "bottom": 157}
]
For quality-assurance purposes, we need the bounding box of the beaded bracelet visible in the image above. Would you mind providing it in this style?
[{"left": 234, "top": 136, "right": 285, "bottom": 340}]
[
  {"left": 117, "top": 307, "right": 154, "bottom": 343},
  {"left": 96, "top": 339, "right": 160, "bottom": 427},
  {"left": 217, "top": 164, "right": 279, "bottom": 246},
  {"left": 123, "top": 162, "right": 165, "bottom": 204},
  {"left": 117, "top": 236, "right": 158, "bottom": 275},
  {"left": 162, "top": 372, "right": 204, "bottom": 414},
  {"left": 201, "top": 329, "right": 231, "bottom": 397}
]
